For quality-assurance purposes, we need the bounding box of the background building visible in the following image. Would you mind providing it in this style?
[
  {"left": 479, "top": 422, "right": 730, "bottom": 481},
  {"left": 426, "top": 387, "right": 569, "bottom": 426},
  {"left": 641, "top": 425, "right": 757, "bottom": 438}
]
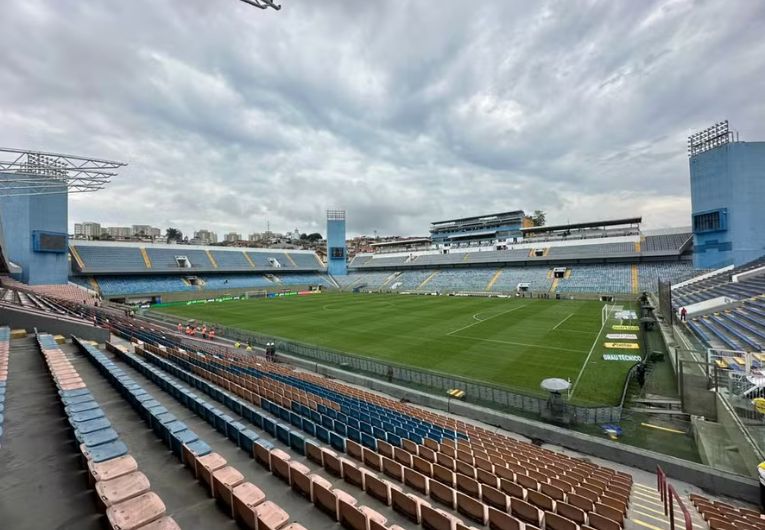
[
  {"left": 74, "top": 222, "right": 102, "bottom": 239},
  {"left": 224, "top": 232, "right": 242, "bottom": 243},
  {"left": 192, "top": 229, "right": 218, "bottom": 245}
]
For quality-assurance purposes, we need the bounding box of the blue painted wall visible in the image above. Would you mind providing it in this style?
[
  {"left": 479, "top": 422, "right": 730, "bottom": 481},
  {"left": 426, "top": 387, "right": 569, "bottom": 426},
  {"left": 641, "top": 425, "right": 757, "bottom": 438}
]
[
  {"left": 326, "top": 218, "right": 347, "bottom": 276},
  {"left": 690, "top": 142, "right": 765, "bottom": 269},
  {"left": 0, "top": 180, "right": 69, "bottom": 284}
]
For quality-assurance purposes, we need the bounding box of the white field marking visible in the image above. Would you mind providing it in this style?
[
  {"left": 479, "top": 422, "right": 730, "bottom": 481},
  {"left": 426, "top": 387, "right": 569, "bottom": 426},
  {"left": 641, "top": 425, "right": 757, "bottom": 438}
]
[
  {"left": 552, "top": 313, "right": 574, "bottom": 330},
  {"left": 450, "top": 334, "right": 588, "bottom": 354},
  {"left": 446, "top": 304, "right": 529, "bottom": 336},
  {"left": 569, "top": 304, "right": 610, "bottom": 398}
]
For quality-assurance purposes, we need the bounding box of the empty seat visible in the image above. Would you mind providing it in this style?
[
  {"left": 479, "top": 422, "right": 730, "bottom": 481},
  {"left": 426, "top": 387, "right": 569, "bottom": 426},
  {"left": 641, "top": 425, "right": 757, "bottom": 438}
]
[
  {"left": 106, "top": 491, "right": 166, "bottom": 530},
  {"left": 94, "top": 470, "right": 151, "bottom": 509}
]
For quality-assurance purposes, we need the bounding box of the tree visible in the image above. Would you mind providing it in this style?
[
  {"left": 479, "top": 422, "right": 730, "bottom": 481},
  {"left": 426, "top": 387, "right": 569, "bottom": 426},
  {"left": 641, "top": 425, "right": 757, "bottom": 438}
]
[
  {"left": 531, "top": 210, "right": 546, "bottom": 227},
  {"left": 166, "top": 227, "right": 183, "bottom": 243},
  {"left": 306, "top": 232, "right": 322, "bottom": 242}
]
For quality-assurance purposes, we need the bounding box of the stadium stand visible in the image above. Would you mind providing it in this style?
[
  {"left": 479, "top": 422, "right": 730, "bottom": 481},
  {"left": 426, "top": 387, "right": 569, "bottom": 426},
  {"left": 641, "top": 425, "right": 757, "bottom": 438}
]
[
  {"left": 419, "top": 268, "right": 497, "bottom": 292},
  {"left": 546, "top": 243, "right": 636, "bottom": 258},
  {"left": 1, "top": 285, "right": 762, "bottom": 528},
  {"left": 93, "top": 276, "right": 196, "bottom": 296},
  {"left": 643, "top": 232, "right": 692, "bottom": 253},
  {"left": 71, "top": 242, "right": 324, "bottom": 275},
  {"left": 490, "top": 266, "right": 552, "bottom": 293},
  {"left": 556, "top": 265, "right": 632, "bottom": 294},
  {"left": 670, "top": 257, "right": 765, "bottom": 355}
]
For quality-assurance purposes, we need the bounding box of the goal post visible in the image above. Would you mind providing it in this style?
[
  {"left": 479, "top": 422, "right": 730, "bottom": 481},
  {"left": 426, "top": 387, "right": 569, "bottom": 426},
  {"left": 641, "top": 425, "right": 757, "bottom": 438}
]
[{"left": 245, "top": 290, "right": 268, "bottom": 299}]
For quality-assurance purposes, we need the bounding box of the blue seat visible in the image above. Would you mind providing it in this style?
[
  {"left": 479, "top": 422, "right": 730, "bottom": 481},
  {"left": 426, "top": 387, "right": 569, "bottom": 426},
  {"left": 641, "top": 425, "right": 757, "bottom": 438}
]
[
  {"left": 316, "top": 425, "right": 330, "bottom": 444},
  {"left": 290, "top": 412, "right": 303, "bottom": 429},
  {"left": 302, "top": 419, "right": 316, "bottom": 437},
  {"left": 78, "top": 427, "right": 119, "bottom": 447},
  {"left": 361, "top": 432, "right": 377, "bottom": 450},
  {"left": 347, "top": 426, "right": 361, "bottom": 443},
  {"left": 238, "top": 429, "right": 260, "bottom": 453},
  {"left": 184, "top": 439, "right": 212, "bottom": 459},
  {"left": 228, "top": 421, "right": 247, "bottom": 443},
  {"left": 171, "top": 429, "right": 199, "bottom": 458},
  {"left": 66, "top": 400, "right": 100, "bottom": 414},
  {"left": 276, "top": 423, "right": 290, "bottom": 445},
  {"left": 162, "top": 420, "right": 188, "bottom": 447},
  {"left": 387, "top": 433, "right": 401, "bottom": 447},
  {"left": 70, "top": 408, "right": 105, "bottom": 423},
  {"left": 215, "top": 413, "right": 234, "bottom": 435},
  {"left": 334, "top": 421, "right": 347, "bottom": 437},
  {"left": 330, "top": 432, "right": 346, "bottom": 452},
  {"left": 263, "top": 416, "right": 276, "bottom": 436},
  {"left": 88, "top": 440, "right": 129, "bottom": 463},
  {"left": 75, "top": 417, "right": 112, "bottom": 435},
  {"left": 290, "top": 431, "right": 306, "bottom": 455}
]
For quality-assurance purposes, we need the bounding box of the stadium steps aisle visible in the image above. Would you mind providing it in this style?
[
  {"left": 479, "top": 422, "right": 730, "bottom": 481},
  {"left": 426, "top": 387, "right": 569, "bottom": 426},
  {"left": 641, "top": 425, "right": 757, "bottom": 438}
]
[
  {"left": 0, "top": 336, "right": 102, "bottom": 530},
  {"left": 87, "top": 342, "right": 413, "bottom": 529},
  {"left": 417, "top": 270, "right": 439, "bottom": 290},
  {"left": 485, "top": 268, "right": 503, "bottom": 291},
  {"left": 625, "top": 482, "right": 705, "bottom": 530},
  {"left": 66, "top": 341, "right": 234, "bottom": 529}
]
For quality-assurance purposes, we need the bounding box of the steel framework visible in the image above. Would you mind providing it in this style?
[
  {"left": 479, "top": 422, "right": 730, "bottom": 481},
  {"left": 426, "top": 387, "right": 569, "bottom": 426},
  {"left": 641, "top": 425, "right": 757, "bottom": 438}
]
[
  {"left": 0, "top": 147, "right": 126, "bottom": 197},
  {"left": 238, "top": 0, "right": 281, "bottom": 10}
]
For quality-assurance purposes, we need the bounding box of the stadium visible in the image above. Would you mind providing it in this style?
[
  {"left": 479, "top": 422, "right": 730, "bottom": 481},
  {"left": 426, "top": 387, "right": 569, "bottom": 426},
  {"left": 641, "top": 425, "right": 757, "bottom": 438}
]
[{"left": 2, "top": 2, "right": 765, "bottom": 530}]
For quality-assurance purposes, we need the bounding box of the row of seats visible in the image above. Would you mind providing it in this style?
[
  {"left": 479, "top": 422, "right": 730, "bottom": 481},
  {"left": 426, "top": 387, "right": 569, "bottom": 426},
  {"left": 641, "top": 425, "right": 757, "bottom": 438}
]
[
  {"left": 134, "top": 341, "right": 632, "bottom": 530},
  {"left": 130, "top": 338, "right": 630, "bottom": 528},
  {"left": 35, "top": 333, "right": 178, "bottom": 529},
  {"left": 74, "top": 273, "right": 329, "bottom": 297},
  {"left": 689, "top": 492, "right": 765, "bottom": 530},
  {"left": 73, "top": 245, "right": 323, "bottom": 274},
  {"left": 75, "top": 337, "right": 303, "bottom": 530},
  {"left": 642, "top": 233, "right": 692, "bottom": 253},
  {"left": 340, "top": 263, "right": 694, "bottom": 294},
  {"left": 0, "top": 327, "right": 8, "bottom": 443}
]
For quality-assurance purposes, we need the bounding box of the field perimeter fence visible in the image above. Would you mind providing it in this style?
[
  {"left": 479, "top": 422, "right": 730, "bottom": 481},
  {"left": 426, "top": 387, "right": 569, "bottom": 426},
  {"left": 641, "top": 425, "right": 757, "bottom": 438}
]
[{"left": 146, "top": 310, "right": 622, "bottom": 424}]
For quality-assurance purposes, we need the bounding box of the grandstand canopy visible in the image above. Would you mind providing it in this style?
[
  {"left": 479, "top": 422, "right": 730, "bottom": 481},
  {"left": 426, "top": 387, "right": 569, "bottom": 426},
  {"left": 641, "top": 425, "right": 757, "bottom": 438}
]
[
  {"left": 431, "top": 210, "right": 525, "bottom": 229},
  {"left": 522, "top": 217, "right": 642, "bottom": 234},
  {"left": 370, "top": 237, "right": 431, "bottom": 247}
]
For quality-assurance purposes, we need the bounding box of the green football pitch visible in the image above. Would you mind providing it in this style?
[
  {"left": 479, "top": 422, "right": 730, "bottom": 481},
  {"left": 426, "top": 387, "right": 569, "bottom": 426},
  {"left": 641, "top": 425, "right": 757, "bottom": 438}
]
[{"left": 156, "top": 293, "right": 638, "bottom": 405}]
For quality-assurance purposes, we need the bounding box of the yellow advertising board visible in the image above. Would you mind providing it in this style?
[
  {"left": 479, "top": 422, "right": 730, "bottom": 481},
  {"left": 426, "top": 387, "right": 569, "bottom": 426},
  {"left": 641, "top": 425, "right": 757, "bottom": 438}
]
[
  {"left": 612, "top": 325, "right": 639, "bottom": 331},
  {"left": 604, "top": 342, "right": 640, "bottom": 350}
]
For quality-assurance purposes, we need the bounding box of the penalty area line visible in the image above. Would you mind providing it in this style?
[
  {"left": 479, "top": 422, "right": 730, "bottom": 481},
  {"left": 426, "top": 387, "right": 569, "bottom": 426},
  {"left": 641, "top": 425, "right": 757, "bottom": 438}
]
[
  {"left": 446, "top": 304, "right": 529, "bottom": 336},
  {"left": 552, "top": 313, "right": 574, "bottom": 330}
]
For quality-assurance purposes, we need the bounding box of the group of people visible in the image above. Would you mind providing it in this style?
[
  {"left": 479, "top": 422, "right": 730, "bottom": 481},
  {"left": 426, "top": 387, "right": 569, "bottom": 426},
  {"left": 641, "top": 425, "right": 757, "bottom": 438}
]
[{"left": 177, "top": 322, "right": 216, "bottom": 340}]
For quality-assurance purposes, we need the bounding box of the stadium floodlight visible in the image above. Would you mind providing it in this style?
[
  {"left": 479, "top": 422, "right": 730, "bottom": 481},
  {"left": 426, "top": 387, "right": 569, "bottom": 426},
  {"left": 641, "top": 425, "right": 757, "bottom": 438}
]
[
  {"left": 238, "top": 0, "right": 282, "bottom": 9},
  {"left": 687, "top": 120, "right": 731, "bottom": 158},
  {"left": 0, "top": 147, "right": 126, "bottom": 197}
]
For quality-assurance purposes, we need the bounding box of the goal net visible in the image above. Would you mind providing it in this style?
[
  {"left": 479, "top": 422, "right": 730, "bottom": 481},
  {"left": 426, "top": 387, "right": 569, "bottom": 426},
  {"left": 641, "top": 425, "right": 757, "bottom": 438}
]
[{"left": 245, "top": 290, "right": 268, "bottom": 299}]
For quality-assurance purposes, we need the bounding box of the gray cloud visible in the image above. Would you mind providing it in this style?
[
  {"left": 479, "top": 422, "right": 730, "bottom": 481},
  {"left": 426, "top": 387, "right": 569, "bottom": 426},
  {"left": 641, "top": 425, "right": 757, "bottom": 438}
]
[{"left": 1, "top": 0, "right": 764, "bottom": 237}]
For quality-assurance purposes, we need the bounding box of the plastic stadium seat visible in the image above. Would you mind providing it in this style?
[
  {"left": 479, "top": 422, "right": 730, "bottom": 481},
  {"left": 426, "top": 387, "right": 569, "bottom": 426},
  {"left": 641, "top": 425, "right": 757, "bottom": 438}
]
[
  {"left": 94, "top": 470, "right": 151, "bottom": 509},
  {"left": 105, "top": 491, "right": 166, "bottom": 530},
  {"left": 232, "top": 482, "right": 267, "bottom": 528}
]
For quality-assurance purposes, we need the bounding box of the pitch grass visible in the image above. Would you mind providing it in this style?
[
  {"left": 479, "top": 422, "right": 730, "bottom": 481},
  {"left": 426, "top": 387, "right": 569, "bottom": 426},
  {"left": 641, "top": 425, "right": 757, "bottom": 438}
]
[{"left": 157, "top": 293, "right": 636, "bottom": 405}]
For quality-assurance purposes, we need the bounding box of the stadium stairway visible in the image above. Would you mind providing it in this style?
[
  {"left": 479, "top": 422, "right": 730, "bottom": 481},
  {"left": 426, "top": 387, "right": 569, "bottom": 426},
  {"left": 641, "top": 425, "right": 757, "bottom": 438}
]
[{"left": 0, "top": 335, "right": 107, "bottom": 529}]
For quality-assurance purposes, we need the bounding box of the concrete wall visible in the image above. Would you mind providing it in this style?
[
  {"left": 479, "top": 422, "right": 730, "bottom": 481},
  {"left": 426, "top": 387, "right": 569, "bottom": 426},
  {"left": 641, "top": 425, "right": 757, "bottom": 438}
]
[
  {"left": 0, "top": 180, "right": 69, "bottom": 284},
  {"left": 327, "top": 218, "right": 347, "bottom": 276},
  {"left": 0, "top": 305, "right": 109, "bottom": 342},
  {"left": 691, "top": 142, "right": 765, "bottom": 268}
]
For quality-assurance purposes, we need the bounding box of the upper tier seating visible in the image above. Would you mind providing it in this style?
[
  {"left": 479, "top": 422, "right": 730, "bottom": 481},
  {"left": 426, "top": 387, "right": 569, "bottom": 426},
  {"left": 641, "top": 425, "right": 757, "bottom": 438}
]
[
  {"left": 643, "top": 233, "right": 691, "bottom": 253},
  {"left": 211, "top": 250, "right": 252, "bottom": 270},
  {"left": 334, "top": 271, "right": 395, "bottom": 290},
  {"left": 72, "top": 244, "right": 324, "bottom": 274},
  {"left": 75, "top": 245, "right": 147, "bottom": 272},
  {"left": 547, "top": 243, "right": 635, "bottom": 258},
  {"left": 146, "top": 248, "right": 211, "bottom": 270}
]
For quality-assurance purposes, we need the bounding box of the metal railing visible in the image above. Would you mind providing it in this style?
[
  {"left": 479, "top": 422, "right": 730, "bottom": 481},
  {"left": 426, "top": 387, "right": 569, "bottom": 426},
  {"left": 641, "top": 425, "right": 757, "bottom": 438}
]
[{"left": 657, "top": 466, "right": 694, "bottom": 530}]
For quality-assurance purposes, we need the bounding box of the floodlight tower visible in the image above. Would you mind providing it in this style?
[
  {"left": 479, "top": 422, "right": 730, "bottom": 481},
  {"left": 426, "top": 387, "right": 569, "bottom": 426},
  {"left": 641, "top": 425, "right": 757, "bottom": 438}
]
[
  {"left": 0, "top": 147, "right": 126, "bottom": 284},
  {"left": 326, "top": 210, "right": 347, "bottom": 276}
]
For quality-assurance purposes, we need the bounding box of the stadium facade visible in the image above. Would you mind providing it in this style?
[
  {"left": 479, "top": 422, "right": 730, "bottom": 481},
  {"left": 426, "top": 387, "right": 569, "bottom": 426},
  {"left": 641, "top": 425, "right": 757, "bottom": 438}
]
[{"left": 690, "top": 124, "right": 765, "bottom": 269}]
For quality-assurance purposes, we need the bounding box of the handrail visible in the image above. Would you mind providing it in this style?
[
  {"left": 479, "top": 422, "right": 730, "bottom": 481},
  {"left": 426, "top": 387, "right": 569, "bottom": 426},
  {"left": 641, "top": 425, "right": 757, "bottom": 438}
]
[{"left": 657, "top": 465, "right": 693, "bottom": 530}]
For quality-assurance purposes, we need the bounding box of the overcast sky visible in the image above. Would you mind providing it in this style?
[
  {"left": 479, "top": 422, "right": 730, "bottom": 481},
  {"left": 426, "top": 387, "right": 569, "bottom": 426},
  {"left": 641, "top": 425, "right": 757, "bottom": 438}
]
[{"left": 1, "top": 0, "right": 763, "bottom": 238}]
